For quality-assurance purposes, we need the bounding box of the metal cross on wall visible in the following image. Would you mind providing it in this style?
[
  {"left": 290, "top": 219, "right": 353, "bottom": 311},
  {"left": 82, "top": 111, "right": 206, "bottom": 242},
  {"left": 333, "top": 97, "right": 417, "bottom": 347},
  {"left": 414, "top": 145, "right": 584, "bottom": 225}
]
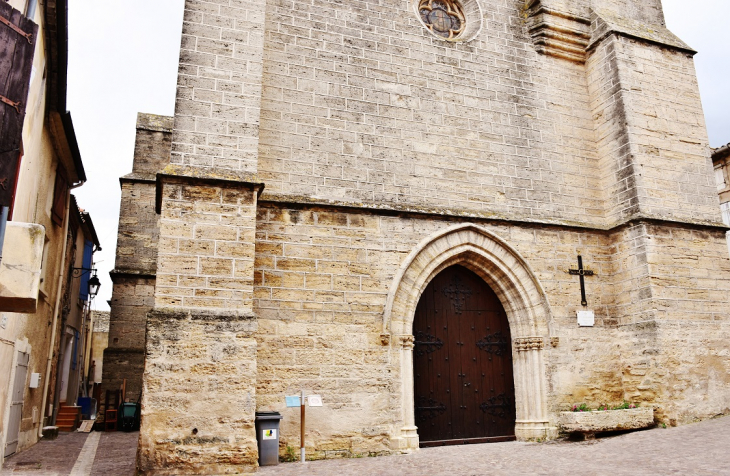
[{"left": 567, "top": 255, "right": 595, "bottom": 307}]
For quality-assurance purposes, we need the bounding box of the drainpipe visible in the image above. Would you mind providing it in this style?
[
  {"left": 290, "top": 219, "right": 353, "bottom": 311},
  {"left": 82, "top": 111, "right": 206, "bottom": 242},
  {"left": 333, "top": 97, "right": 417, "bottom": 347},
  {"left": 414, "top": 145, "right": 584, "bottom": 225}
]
[
  {"left": 38, "top": 180, "right": 83, "bottom": 438},
  {"left": 0, "top": 206, "right": 8, "bottom": 266}
]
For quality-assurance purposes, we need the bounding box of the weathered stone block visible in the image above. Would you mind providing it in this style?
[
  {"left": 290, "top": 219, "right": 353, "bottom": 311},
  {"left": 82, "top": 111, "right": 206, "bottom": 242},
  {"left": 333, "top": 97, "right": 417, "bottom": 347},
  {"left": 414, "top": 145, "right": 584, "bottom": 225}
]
[
  {"left": 558, "top": 407, "right": 655, "bottom": 435},
  {"left": 0, "top": 222, "right": 44, "bottom": 313}
]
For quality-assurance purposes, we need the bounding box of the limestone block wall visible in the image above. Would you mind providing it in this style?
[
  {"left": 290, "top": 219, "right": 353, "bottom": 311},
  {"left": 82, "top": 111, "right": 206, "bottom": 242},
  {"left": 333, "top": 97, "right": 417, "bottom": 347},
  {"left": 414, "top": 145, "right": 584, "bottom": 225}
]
[
  {"left": 254, "top": 203, "right": 730, "bottom": 454},
  {"left": 138, "top": 310, "right": 258, "bottom": 474},
  {"left": 114, "top": 182, "right": 159, "bottom": 274},
  {"left": 133, "top": 114, "right": 175, "bottom": 176},
  {"left": 139, "top": 0, "right": 271, "bottom": 469},
  {"left": 104, "top": 114, "right": 172, "bottom": 405},
  {"left": 587, "top": 29, "right": 718, "bottom": 225},
  {"left": 171, "top": 0, "right": 266, "bottom": 174},
  {"left": 141, "top": 180, "right": 261, "bottom": 474},
  {"left": 136, "top": 0, "right": 730, "bottom": 470},
  {"left": 257, "top": 0, "right": 604, "bottom": 225},
  {"left": 154, "top": 182, "right": 259, "bottom": 312},
  {"left": 102, "top": 275, "right": 154, "bottom": 402}
]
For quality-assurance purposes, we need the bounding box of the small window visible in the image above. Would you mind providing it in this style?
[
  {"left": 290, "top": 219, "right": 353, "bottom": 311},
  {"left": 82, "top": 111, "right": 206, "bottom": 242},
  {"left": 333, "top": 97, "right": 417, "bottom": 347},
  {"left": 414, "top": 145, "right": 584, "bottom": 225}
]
[
  {"left": 715, "top": 165, "right": 727, "bottom": 191},
  {"left": 418, "top": 0, "right": 465, "bottom": 40},
  {"left": 721, "top": 202, "right": 730, "bottom": 227},
  {"left": 51, "top": 169, "right": 68, "bottom": 227}
]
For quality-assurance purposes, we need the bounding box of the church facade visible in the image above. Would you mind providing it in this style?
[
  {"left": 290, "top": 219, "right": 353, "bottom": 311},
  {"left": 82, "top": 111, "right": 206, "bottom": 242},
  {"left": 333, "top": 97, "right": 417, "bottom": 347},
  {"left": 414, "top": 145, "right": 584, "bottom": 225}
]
[{"left": 111, "top": 0, "right": 730, "bottom": 473}]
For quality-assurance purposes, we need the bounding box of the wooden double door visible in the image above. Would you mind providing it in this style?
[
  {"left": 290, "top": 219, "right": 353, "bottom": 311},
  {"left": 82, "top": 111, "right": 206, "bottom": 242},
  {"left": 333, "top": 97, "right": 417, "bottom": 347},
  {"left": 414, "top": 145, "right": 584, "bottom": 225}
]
[{"left": 413, "top": 265, "right": 516, "bottom": 446}]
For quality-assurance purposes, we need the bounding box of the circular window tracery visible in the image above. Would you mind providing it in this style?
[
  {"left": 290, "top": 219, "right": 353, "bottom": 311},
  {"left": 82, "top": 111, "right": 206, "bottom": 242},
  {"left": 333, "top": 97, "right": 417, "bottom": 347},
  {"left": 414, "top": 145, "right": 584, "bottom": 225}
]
[{"left": 418, "top": 0, "right": 465, "bottom": 40}]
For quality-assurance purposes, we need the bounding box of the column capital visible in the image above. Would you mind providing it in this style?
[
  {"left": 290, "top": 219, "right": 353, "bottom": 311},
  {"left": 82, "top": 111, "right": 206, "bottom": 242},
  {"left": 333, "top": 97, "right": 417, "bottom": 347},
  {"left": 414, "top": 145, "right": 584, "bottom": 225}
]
[
  {"left": 399, "top": 335, "right": 415, "bottom": 349},
  {"left": 513, "top": 337, "right": 544, "bottom": 352}
]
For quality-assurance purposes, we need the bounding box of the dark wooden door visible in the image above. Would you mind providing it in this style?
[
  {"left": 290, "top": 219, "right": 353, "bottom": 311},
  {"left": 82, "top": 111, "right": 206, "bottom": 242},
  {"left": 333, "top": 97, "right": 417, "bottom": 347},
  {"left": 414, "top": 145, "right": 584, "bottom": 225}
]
[{"left": 413, "top": 265, "right": 515, "bottom": 446}]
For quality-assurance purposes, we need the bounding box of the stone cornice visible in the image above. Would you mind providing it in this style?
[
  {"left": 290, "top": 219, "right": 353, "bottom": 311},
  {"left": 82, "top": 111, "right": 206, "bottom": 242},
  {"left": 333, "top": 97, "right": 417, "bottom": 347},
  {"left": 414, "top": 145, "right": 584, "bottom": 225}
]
[
  {"left": 258, "top": 193, "right": 729, "bottom": 233},
  {"left": 119, "top": 173, "right": 157, "bottom": 186},
  {"left": 109, "top": 269, "right": 156, "bottom": 284},
  {"left": 148, "top": 308, "right": 257, "bottom": 322},
  {"left": 587, "top": 8, "right": 696, "bottom": 55},
  {"left": 155, "top": 164, "right": 265, "bottom": 214},
  {"left": 524, "top": 2, "right": 696, "bottom": 63}
]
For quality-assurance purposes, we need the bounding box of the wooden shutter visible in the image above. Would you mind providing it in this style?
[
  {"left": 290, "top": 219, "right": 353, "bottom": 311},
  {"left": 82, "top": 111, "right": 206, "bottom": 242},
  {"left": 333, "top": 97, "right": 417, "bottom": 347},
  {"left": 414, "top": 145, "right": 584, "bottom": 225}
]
[
  {"left": 51, "top": 168, "right": 67, "bottom": 226},
  {"left": 0, "top": 1, "right": 38, "bottom": 207}
]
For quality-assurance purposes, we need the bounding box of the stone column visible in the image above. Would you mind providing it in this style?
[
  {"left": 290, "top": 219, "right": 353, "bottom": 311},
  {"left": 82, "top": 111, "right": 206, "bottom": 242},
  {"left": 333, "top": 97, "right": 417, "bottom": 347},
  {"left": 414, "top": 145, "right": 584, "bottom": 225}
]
[
  {"left": 395, "top": 335, "right": 419, "bottom": 450},
  {"left": 513, "top": 337, "right": 554, "bottom": 440}
]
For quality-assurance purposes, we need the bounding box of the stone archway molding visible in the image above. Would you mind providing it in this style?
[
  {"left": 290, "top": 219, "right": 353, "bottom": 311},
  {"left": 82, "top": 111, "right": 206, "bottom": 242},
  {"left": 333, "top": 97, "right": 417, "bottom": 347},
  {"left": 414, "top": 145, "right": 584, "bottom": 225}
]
[{"left": 383, "top": 223, "right": 556, "bottom": 448}]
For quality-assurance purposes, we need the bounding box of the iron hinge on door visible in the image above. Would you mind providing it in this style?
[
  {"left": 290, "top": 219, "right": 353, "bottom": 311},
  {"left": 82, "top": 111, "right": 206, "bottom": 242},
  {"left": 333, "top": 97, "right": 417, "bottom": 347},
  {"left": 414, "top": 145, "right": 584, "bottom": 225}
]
[
  {"left": 0, "top": 13, "right": 33, "bottom": 43},
  {"left": 0, "top": 95, "right": 21, "bottom": 114}
]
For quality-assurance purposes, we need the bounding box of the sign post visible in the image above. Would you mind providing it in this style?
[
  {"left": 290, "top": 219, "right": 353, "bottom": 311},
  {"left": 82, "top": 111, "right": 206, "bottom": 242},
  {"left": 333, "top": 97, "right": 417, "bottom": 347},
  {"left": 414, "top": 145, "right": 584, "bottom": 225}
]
[
  {"left": 300, "top": 390, "right": 305, "bottom": 463},
  {"left": 285, "top": 392, "right": 322, "bottom": 463}
]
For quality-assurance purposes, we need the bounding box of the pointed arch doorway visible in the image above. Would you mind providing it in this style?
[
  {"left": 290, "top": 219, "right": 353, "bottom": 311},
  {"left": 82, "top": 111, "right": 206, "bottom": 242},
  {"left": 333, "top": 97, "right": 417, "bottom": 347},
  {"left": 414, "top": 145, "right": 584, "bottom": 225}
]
[
  {"left": 385, "top": 224, "right": 555, "bottom": 449},
  {"left": 413, "top": 265, "right": 516, "bottom": 446}
]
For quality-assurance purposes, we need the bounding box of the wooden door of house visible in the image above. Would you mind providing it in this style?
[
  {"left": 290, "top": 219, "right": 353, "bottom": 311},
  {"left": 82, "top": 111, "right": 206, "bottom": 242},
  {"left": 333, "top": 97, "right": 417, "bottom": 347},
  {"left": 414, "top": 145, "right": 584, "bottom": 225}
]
[
  {"left": 4, "top": 351, "right": 29, "bottom": 457},
  {"left": 413, "top": 265, "right": 516, "bottom": 446}
]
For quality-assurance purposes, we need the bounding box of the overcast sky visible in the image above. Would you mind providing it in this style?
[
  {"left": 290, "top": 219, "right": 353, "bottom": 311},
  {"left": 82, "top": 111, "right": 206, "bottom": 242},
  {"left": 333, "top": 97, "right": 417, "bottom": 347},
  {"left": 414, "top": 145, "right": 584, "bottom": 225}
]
[{"left": 66, "top": 0, "right": 730, "bottom": 312}]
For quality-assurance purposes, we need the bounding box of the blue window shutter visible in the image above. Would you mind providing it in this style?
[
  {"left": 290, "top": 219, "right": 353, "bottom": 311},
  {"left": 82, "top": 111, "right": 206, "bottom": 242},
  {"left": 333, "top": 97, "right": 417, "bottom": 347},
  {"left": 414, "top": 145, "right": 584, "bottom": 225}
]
[{"left": 79, "top": 240, "right": 93, "bottom": 301}]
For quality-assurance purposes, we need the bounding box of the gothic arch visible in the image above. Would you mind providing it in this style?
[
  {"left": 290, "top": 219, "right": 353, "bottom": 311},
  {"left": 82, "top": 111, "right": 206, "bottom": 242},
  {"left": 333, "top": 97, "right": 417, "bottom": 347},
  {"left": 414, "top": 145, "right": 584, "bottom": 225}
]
[{"left": 384, "top": 224, "right": 556, "bottom": 448}]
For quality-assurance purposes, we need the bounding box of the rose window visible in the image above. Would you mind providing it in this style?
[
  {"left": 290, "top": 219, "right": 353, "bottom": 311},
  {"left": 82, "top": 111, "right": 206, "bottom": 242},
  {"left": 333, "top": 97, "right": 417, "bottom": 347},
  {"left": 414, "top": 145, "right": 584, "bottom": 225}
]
[{"left": 418, "top": 0, "right": 465, "bottom": 40}]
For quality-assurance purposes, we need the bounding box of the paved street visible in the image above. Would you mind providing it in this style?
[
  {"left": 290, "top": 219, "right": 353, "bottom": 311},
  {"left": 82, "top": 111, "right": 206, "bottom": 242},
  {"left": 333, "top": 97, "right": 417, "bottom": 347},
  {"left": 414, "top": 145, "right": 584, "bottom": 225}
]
[
  {"left": 261, "top": 416, "right": 730, "bottom": 476},
  {"left": 0, "top": 431, "right": 137, "bottom": 476},
  {"left": 3, "top": 417, "right": 730, "bottom": 475}
]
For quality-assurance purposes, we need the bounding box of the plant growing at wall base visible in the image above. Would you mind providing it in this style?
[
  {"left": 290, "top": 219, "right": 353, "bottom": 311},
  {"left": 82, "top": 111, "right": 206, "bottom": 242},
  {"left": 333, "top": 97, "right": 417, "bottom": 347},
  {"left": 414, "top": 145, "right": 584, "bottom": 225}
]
[{"left": 280, "top": 445, "right": 298, "bottom": 463}]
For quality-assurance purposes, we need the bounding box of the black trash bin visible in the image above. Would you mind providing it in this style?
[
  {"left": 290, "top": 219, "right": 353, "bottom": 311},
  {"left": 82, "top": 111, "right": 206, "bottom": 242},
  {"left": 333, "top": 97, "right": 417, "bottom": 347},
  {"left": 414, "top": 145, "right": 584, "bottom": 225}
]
[
  {"left": 255, "top": 411, "right": 283, "bottom": 466},
  {"left": 119, "top": 402, "right": 140, "bottom": 431}
]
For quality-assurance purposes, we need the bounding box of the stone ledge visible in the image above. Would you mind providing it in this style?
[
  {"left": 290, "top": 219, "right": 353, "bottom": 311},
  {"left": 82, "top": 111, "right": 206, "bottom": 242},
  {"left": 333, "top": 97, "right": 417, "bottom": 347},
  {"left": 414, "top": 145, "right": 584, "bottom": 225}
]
[
  {"left": 120, "top": 172, "right": 157, "bottom": 184},
  {"left": 155, "top": 164, "right": 265, "bottom": 213},
  {"left": 259, "top": 193, "right": 729, "bottom": 233},
  {"left": 136, "top": 112, "right": 174, "bottom": 133},
  {"left": 559, "top": 407, "right": 655, "bottom": 435},
  {"left": 109, "top": 269, "right": 156, "bottom": 283},
  {"left": 588, "top": 8, "right": 695, "bottom": 55},
  {"left": 104, "top": 347, "right": 146, "bottom": 355},
  {"left": 148, "top": 307, "right": 256, "bottom": 322}
]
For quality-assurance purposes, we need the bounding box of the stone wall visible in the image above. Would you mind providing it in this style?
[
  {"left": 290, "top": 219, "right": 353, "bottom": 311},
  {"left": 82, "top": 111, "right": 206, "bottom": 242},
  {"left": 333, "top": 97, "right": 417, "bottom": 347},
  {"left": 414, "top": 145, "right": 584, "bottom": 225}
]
[
  {"left": 103, "top": 275, "right": 154, "bottom": 402},
  {"left": 258, "top": 0, "right": 604, "bottom": 225},
  {"left": 252, "top": 203, "right": 730, "bottom": 454},
  {"left": 104, "top": 114, "right": 171, "bottom": 405},
  {"left": 135, "top": 0, "right": 730, "bottom": 471},
  {"left": 138, "top": 310, "right": 258, "bottom": 474}
]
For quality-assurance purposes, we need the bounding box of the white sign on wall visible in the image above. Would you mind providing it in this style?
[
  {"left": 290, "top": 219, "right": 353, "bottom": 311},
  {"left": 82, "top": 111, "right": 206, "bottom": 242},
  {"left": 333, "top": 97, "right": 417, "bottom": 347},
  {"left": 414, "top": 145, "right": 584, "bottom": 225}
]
[
  {"left": 577, "top": 310, "right": 595, "bottom": 327},
  {"left": 308, "top": 395, "right": 323, "bottom": 407}
]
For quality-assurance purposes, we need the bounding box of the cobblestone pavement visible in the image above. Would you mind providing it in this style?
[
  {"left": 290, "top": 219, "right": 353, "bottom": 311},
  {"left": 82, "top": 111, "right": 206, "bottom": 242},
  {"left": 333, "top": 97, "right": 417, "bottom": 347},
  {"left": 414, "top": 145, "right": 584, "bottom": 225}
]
[
  {"left": 0, "top": 431, "right": 137, "bottom": 476},
  {"left": 261, "top": 416, "right": 730, "bottom": 476},
  {"left": 3, "top": 418, "right": 730, "bottom": 475}
]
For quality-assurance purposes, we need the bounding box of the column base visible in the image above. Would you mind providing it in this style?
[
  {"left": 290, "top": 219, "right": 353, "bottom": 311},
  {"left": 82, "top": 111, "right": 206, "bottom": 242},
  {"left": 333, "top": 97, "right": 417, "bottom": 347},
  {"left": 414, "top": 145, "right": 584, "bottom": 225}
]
[
  {"left": 390, "top": 426, "right": 419, "bottom": 451},
  {"left": 515, "top": 420, "right": 557, "bottom": 441}
]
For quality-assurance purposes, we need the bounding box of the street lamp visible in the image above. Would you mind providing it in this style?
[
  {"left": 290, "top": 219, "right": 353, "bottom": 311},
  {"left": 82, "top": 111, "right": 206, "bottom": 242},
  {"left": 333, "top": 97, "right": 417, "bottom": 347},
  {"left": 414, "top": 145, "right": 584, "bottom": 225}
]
[
  {"left": 87, "top": 272, "right": 101, "bottom": 299},
  {"left": 72, "top": 267, "right": 101, "bottom": 300}
]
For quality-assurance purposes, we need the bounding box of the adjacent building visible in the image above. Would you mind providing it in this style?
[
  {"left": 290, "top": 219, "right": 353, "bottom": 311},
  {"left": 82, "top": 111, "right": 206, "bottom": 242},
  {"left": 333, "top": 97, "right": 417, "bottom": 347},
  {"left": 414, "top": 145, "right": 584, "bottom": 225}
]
[
  {"left": 712, "top": 144, "right": 730, "bottom": 253},
  {"left": 0, "top": 0, "right": 99, "bottom": 459}
]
